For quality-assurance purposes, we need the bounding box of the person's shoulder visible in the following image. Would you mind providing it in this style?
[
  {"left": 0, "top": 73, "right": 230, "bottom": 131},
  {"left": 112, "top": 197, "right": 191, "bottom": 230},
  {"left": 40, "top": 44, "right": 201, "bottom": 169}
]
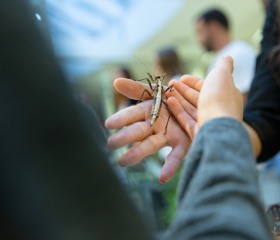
[{"left": 229, "top": 40, "right": 256, "bottom": 54}]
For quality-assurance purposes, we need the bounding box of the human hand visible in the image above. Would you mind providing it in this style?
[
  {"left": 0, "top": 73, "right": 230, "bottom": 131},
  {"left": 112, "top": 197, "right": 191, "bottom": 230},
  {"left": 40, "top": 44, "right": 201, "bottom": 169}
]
[
  {"left": 105, "top": 78, "right": 191, "bottom": 183},
  {"left": 167, "top": 56, "right": 243, "bottom": 135},
  {"left": 197, "top": 56, "right": 243, "bottom": 125},
  {"left": 166, "top": 74, "right": 203, "bottom": 139}
]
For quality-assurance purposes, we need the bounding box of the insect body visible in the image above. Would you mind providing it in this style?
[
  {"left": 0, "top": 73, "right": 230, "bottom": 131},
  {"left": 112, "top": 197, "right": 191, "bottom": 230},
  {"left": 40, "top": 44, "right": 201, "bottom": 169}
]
[
  {"left": 137, "top": 72, "right": 173, "bottom": 134},
  {"left": 150, "top": 74, "right": 164, "bottom": 126}
]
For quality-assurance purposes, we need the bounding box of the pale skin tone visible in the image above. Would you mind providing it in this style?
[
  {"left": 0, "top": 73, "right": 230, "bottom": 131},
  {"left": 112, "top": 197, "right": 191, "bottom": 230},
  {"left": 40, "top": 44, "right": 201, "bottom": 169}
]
[
  {"left": 195, "top": 19, "right": 231, "bottom": 52},
  {"left": 105, "top": 56, "right": 262, "bottom": 183}
]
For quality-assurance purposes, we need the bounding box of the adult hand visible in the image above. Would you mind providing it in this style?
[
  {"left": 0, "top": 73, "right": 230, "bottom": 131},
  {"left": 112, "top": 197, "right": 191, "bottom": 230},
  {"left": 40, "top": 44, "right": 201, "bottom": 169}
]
[
  {"left": 198, "top": 56, "right": 243, "bottom": 125},
  {"left": 166, "top": 74, "right": 203, "bottom": 139},
  {"left": 168, "top": 56, "right": 243, "bottom": 136},
  {"left": 105, "top": 78, "right": 192, "bottom": 183}
]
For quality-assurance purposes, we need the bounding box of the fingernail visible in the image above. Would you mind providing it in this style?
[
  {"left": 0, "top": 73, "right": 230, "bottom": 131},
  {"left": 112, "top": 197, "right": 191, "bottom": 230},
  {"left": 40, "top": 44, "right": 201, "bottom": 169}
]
[{"left": 159, "top": 167, "right": 171, "bottom": 184}]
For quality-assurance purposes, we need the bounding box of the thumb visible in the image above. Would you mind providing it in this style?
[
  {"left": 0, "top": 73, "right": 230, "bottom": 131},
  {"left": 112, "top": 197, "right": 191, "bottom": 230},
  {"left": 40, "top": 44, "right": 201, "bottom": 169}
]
[
  {"left": 198, "top": 55, "right": 243, "bottom": 127},
  {"left": 214, "top": 55, "right": 234, "bottom": 74},
  {"left": 202, "top": 55, "right": 235, "bottom": 91}
]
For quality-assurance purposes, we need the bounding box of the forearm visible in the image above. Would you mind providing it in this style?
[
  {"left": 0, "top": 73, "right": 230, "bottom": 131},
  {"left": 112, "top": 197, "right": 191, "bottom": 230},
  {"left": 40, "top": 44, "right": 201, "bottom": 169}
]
[{"left": 166, "top": 118, "right": 271, "bottom": 240}]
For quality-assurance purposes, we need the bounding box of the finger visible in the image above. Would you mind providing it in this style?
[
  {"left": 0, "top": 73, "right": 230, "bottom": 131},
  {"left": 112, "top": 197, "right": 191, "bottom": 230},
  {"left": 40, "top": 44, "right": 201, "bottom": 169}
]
[
  {"left": 203, "top": 55, "right": 235, "bottom": 91},
  {"left": 213, "top": 55, "right": 234, "bottom": 73},
  {"left": 107, "top": 121, "right": 152, "bottom": 149},
  {"left": 198, "top": 56, "right": 241, "bottom": 126},
  {"left": 118, "top": 134, "right": 168, "bottom": 166},
  {"left": 114, "top": 78, "right": 153, "bottom": 100},
  {"left": 168, "top": 80, "right": 199, "bottom": 108},
  {"left": 159, "top": 144, "right": 188, "bottom": 183},
  {"left": 167, "top": 97, "right": 196, "bottom": 139},
  {"left": 105, "top": 100, "right": 152, "bottom": 129},
  {"left": 179, "top": 75, "right": 203, "bottom": 91},
  {"left": 165, "top": 86, "right": 197, "bottom": 120}
]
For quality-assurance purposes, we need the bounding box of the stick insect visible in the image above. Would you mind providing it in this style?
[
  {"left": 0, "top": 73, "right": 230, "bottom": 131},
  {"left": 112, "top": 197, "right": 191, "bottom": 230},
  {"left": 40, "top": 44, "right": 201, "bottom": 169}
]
[{"left": 137, "top": 72, "right": 173, "bottom": 135}]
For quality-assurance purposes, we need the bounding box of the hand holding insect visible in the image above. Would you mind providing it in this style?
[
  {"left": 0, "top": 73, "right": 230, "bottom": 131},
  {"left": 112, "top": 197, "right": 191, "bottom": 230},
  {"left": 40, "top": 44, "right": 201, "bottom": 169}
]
[
  {"left": 105, "top": 77, "right": 191, "bottom": 183},
  {"left": 105, "top": 56, "right": 241, "bottom": 183},
  {"left": 168, "top": 56, "right": 243, "bottom": 133}
]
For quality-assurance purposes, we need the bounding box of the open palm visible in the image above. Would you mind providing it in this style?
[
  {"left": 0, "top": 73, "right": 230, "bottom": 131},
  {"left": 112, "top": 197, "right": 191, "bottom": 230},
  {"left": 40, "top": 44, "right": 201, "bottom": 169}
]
[{"left": 105, "top": 78, "right": 193, "bottom": 183}]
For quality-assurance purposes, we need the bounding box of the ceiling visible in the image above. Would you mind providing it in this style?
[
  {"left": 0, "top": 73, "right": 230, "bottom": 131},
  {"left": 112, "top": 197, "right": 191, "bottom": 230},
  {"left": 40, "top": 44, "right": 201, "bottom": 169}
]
[{"left": 41, "top": 0, "right": 265, "bottom": 80}]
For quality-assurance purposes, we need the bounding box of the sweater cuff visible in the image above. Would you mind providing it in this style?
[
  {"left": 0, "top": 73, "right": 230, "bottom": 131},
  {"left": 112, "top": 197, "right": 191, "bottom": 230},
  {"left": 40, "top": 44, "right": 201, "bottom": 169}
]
[{"left": 199, "top": 117, "right": 250, "bottom": 143}]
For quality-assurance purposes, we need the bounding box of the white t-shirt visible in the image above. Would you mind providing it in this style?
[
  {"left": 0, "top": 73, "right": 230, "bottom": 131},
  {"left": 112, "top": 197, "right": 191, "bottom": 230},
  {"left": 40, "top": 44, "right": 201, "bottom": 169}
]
[{"left": 208, "top": 40, "right": 256, "bottom": 93}]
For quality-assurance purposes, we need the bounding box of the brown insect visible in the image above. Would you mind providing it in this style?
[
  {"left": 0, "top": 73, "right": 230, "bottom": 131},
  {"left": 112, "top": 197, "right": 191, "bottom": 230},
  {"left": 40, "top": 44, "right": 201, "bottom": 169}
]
[{"left": 137, "top": 72, "right": 173, "bottom": 134}]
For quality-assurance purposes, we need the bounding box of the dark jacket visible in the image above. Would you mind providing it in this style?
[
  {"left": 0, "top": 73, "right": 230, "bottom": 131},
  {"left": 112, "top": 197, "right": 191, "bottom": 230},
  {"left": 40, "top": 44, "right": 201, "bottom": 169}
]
[{"left": 244, "top": 0, "right": 280, "bottom": 161}]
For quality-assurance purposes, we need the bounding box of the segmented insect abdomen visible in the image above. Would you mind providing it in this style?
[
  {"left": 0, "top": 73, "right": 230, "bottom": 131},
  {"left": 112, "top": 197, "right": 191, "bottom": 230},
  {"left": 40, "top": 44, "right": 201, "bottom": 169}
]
[{"left": 150, "top": 84, "right": 163, "bottom": 126}]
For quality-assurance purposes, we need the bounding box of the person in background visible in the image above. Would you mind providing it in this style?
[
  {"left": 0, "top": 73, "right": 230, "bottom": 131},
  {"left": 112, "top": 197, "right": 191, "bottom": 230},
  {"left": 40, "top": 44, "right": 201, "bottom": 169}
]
[
  {"left": 195, "top": 8, "right": 256, "bottom": 102},
  {"left": 154, "top": 47, "right": 184, "bottom": 85}
]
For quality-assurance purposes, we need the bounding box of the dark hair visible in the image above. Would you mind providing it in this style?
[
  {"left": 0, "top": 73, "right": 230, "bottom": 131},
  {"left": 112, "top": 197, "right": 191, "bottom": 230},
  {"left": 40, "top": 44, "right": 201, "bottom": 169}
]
[
  {"left": 117, "top": 66, "right": 133, "bottom": 79},
  {"left": 197, "top": 9, "right": 229, "bottom": 30},
  {"left": 156, "top": 47, "right": 183, "bottom": 79}
]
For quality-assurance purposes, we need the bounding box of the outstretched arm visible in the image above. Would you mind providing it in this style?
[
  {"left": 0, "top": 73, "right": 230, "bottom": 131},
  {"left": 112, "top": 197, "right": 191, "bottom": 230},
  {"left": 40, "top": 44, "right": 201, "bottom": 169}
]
[{"left": 166, "top": 56, "right": 271, "bottom": 239}]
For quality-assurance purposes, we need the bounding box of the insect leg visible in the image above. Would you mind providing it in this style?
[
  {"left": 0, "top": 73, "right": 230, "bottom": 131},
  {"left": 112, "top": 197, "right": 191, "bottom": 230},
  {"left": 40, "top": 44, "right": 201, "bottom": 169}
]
[
  {"left": 164, "top": 84, "right": 174, "bottom": 93},
  {"left": 146, "top": 72, "right": 158, "bottom": 92},
  {"left": 161, "top": 100, "right": 172, "bottom": 135},
  {"left": 135, "top": 72, "right": 156, "bottom": 103},
  {"left": 137, "top": 89, "right": 153, "bottom": 104},
  {"left": 161, "top": 82, "right": 173, "bottom": 134},
  {"left": 136, "top": 72, "right": 154, "bottom": 91}
]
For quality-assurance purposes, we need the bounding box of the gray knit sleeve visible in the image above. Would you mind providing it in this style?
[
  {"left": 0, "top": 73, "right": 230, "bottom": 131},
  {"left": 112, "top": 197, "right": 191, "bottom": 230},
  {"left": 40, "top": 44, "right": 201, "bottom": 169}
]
[{"left": 165, "top": 117, "right": 272, "bottom": 240}]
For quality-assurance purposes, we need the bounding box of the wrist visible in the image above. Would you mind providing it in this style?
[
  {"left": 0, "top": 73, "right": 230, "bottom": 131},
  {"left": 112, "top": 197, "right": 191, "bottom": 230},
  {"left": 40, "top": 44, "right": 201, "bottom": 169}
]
[
  {"left": 242, "top": 122, "right": 262, "bottom": 158},
  {"left": 198, "top": 107, "right": 242, "bottom": 128}
]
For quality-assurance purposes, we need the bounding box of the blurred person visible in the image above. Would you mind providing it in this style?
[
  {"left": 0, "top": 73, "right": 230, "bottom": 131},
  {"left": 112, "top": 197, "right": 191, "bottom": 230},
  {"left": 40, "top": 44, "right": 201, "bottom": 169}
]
[
  {"left": 195, "top": 8, "right": 256, "bottom": 102},
  {"left": 154, "top": 47, "right": 184, "bottom": 85},
  {"left": 244, "top": 0, "right": 280, "bottom": 211},
  {"left": 262, "top": 0, "right": 269, "bottom": 8},
  {"left": 1, "top": 1, "right": 154, "bottom": 239},
  {"left": 243, "top": 0, "right": 280, "bottom": 163}
]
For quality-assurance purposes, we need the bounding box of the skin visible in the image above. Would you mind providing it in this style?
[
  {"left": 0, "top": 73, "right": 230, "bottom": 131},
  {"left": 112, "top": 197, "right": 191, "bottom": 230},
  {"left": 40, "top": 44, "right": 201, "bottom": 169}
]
[
  {"left": 105, "top": 80, "right": 191, "bottom": 183},
  {"left": 195, "top": 19, "right": 232, "bottom": 53},
  {"left": 105, "top": 56, "right": 261, "bottom": 183},
  {"left": 195, "top": 19, "right": 214, "bottom": 51},
  {"left": 168, "top": 58, "right": 261, "bottom": 157}
]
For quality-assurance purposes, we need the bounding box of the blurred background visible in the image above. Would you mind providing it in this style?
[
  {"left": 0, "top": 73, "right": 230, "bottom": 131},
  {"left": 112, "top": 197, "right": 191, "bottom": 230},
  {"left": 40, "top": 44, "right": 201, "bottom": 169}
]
[
  {"left": 29, "top": 0, "right": 280, "bottom": 233},
  {"left": 31, "top": 0, "right": 265, "bottom": 122}
]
